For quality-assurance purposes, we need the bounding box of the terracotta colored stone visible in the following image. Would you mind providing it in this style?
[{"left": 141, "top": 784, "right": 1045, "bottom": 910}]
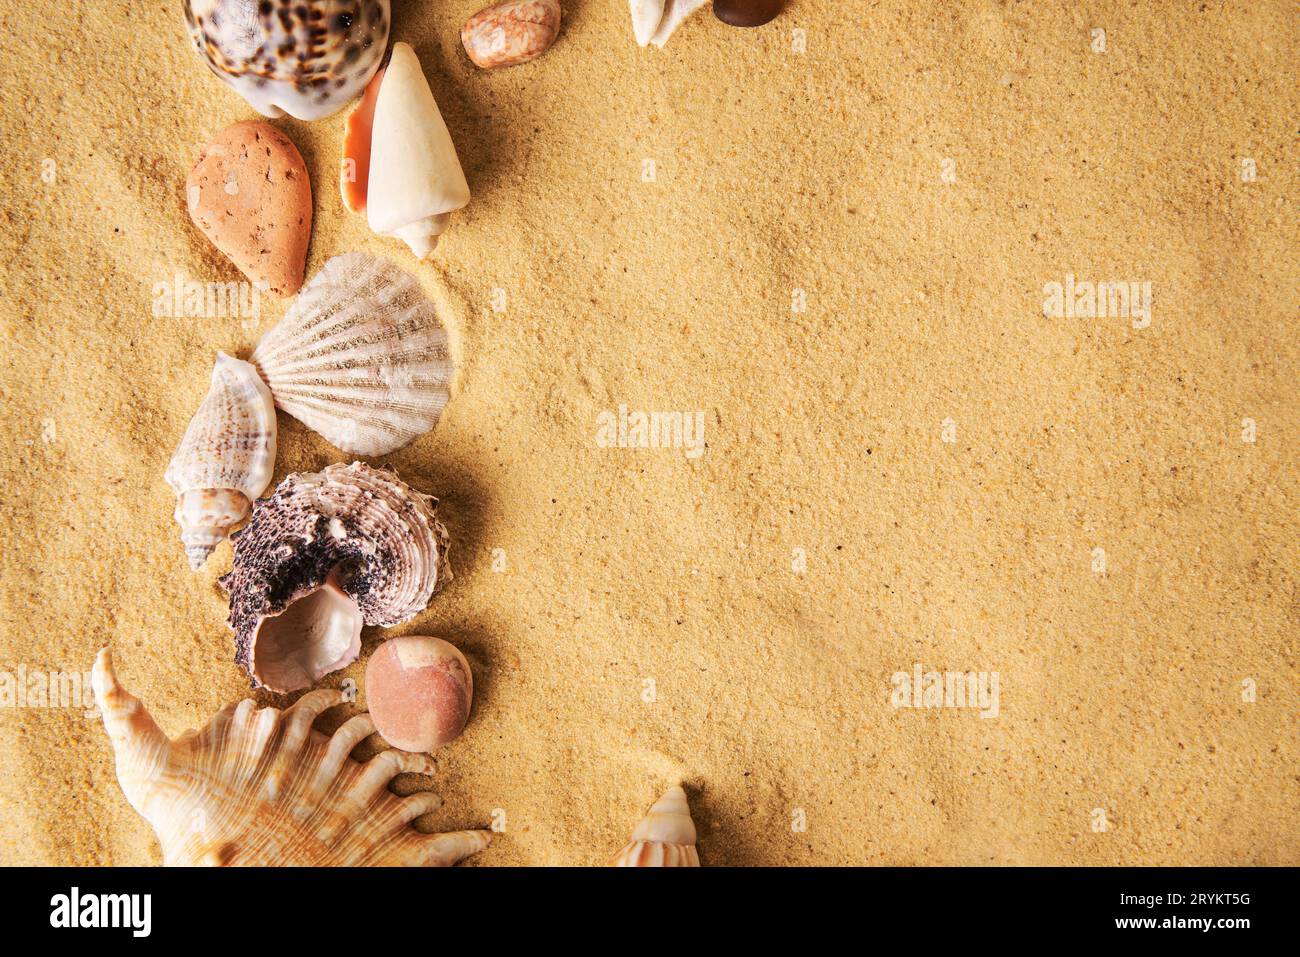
[
  {"left": 365, "top": 636, "right": 473, "bottom": 752},
  {"left": 186, "top": 121, "right": 312, "bottom": 297}
]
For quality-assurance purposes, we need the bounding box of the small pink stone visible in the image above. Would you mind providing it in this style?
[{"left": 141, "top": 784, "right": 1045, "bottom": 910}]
[{"left": 365, "top": 636, "right": 474, "bottom": 752}]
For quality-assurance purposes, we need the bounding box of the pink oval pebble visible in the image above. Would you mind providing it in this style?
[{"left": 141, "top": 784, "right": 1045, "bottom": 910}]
[{"left": 365, "top": 636, "right": 473, "bottom": 752}]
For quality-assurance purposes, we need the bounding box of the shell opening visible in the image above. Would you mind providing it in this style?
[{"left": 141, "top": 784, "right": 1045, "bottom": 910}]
[{"left": 250, "top": 570, "right": 363, "bottom": 693}]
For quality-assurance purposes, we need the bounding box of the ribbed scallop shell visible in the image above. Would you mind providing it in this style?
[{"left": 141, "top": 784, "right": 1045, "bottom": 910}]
[
  {"left": 251, "top": 253, "right": 453, "bottom": 456},
  {"left": 183, "top": 0, "right": 390, "bottom": 121},
  {"left": 610, "top": 785, "right": 701, "bottom": 866},
  {"left": 221, "top": 462, "right": 451, "bottom": 692},
  {"left": 164, "top": 352, "right": 277, "bottom": 570},
  {"left": 92, "top": 648, "right": 490, "bottom": 866}
]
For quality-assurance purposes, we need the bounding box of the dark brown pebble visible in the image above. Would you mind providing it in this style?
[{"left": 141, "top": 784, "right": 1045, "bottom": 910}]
[{"left": 714, "top": 0, "right": 784, "bottom": 28}]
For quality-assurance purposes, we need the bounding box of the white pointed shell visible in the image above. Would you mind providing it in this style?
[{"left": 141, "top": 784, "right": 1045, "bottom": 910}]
[
  {"left": 610, "top": 785, "right": 701, "bottom": 866},
  {"left": 221, "top": 462, "right": 452, "bottom": 692},
  {"left": 251, "top": 253, "right": 453, "bottom": 457},
  {"left": 164, "top": 353, "right": 276, "bottom": 570},
  {"left": 366, "top": 42, "right": 471, "bottom": 258},
  {"left": 630, "top": 0, "right": 706, "bottom": 48},
  {"left": 183, "top": 0, "right": 391, "bottom": 121},
  {"left": 92, "top": 648, "right": 490, "bottom": 866},
  {"left": 630, "top": 0, "right": 665, "bottom": 46}
]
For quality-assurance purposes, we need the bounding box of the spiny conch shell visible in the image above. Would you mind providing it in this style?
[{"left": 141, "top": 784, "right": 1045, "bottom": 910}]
[
  {"left": 183, "top": 1, "right": 391, "bottom": 121},
  {"left": 164, "top": 352, "right": 277, "bottom": 570},
  {"left": 609, "top": 785, "right": 701, "bottom": 866},
  {"left": 251, "top": 252, "right": 452, "bottom": 457},
  {"left": 92, "top": 648, "right": 491, "bottom": 866},
  {"left": 630, "top": 0, "right": 707, "bottom": 48},
  {"left": 366, "top": 42, "right": 471, "bottom": 258},
  {"left": 221, "top": 462, "right": 452, "bottom": 693}
]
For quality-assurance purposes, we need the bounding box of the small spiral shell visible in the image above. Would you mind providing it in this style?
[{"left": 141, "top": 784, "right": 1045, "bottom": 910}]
[
  {"left": 164, "top": 353, "right": 276, "bottom": 570},
  {"left": 610, "top": 785, "right": 701, "bottom": 866}
]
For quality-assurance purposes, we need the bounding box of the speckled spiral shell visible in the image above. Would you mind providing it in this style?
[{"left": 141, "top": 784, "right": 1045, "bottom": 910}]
[
  {"left": 221, "top": 462, "right": 451, "bottom": 692},
  {"left": 183, "top": 0, "right": 391, "bottom": 121},
  {"left": 610, "top": 785, "right": 701, "bottom": 866},
  {"left": 164, "top": 352, "right": 277, "bottom": 570},
  {"left": 251, "top": 253, "right": 454, "bottom": 457},
  {"left": 92, "top": 648, "right": 490, "bottom": 866}
]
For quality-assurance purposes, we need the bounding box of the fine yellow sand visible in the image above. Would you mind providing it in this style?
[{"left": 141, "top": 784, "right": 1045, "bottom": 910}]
[{"left": 0, "top": 1, "right": 1296, "bottom": 866}]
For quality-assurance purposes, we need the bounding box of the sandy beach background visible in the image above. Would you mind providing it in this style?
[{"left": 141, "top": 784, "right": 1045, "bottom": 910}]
[{"left": 0, "top": 1, "right": 1295, "bottom": 865}]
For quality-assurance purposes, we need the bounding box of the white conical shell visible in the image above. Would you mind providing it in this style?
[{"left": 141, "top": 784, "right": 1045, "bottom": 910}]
[
  {"left": 164, "top": 352, "right": 277, "bottom": 569},
  {"left": 609, "top": 784, "right": 701, "bottom": 866},
  {"left": 366, "top": 42, "right": 470, "bottom": 259},
  {"left": 92, "top": 647, "right": 491, "bottom": 866},
  {"left": 251, "top": 253, "right": 453, "bottom": 457}
]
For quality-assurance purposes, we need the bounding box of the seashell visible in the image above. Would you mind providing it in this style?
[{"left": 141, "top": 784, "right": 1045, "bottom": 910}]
[
  {"left": 340, "top": 66, "right": 386, "bottom": 214},
  {"left": 164, "top": 352, "right": 277, "bottom": 570},
  {"left": 251, "top": 252, "right": 453, "bottom": 457},
  {"left": 366, "top": 42, "right": 471, "bottom": 258},
  {"left": 183, "top": 1, "right": 391, "bottom": 121},
  {"left": 92, "top": 648, "right": 491, "bottom": 866},
  {"left": 221, "top": 462, "right": 452, "bottom": 692},
  {"left": 609, "top": 784, "right": 701, "bottom": 866},
  {"left": 629, "top": 0, "right": 707, "bottom": 48}
]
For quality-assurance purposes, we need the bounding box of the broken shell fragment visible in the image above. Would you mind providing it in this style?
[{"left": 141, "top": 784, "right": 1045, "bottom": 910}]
[
  {"left": 610, "top": 784, "right": 701, "bottom": 866},
  {"left": 164, "top": 353, "right": 276, "bottom": 570},
  {"left": 366, "top": 42, "right": 471, "bottom": 258},
  {"left": 92, "top": 648, "right": 491, "bottom": 866},
  {"left": 366, "top": 636, "right": 474, "bottom": 752},
  {"left": 251, "top": 252, "right": 454, "bottom": 457},
  {"left": 221, "top": 462, "right": 452, "bottom": 692},
  {"left": 183, "top": 0, "right": 391, "bottom": 121},
  {"left": 630, "top": 0, "right": 707, "bottom": 48},
  {"left": 462, "top": 0, "right": 562, "bottom": 69}
]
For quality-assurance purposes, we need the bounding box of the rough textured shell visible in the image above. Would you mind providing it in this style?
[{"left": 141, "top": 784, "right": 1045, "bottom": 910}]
[
  {"left": 184, "top": 0, "right": 390, "bottom": 121},
  {"left": 251, "top": 253, "right": 453, "bottom": 456},
  {"left": 610, "top": 785, "right": 701, "bottom": 866},
  {"left": 221, "top": 462, "right": 452, "bottom": 689},
  {"left": 92, "top": 648, "right": 490, "bottom": 866},
  {"left": 164, "top": 352, "right": 277, "bottom": 569}
]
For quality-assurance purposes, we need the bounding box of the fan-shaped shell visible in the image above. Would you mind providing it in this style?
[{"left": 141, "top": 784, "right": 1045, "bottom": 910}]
[
  {"left": 92, "top": 648, "right": 490, "bottom": 866},
  {"left": 183, "top": 1, "right": 390, "bottom": 121},
  {"left": 251, "top": 252, "right": 453, "bottom": 457},
  {"left": 164, "top": 352, "right": 277, "bottom": 570},
  {"left": 221, "top": 462, "right": 452, "bottom": 692},
  {"left": 610, "top": 785, "right": 701, "bottom": 866}
]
